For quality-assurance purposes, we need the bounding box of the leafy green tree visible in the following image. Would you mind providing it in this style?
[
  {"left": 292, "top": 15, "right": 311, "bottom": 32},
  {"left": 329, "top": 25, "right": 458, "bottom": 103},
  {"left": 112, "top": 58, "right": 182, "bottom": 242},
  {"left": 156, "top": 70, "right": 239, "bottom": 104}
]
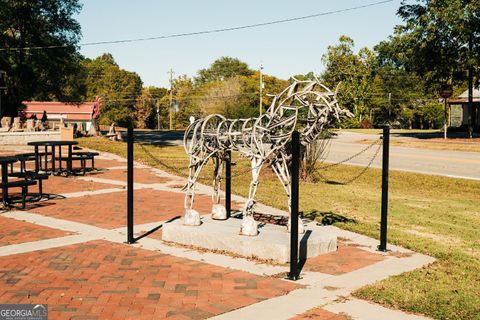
[
  {"left": 376, "top": 0, "right": 480, "bottom": 131},
  {"left": 369, "top": 65, "right": 428, "bottom": 126},
  {"left": 196, "top": 77, "right": 243, "bottom": 116},
  {"left": 195, "top": 57, "right": 254, "bottom": 86},
  {"left": 0, "top": 0, "right": 84, "bottom": 116},
  {"left": 134, "top": 86, "right": 168, "bottom": 129},
  {"left": 321, "top": 36, "right": 377, "bottom": 126},
  {"left": 83, "top": 54, "right": 143, "bottom": 126},
  {"left": 155, "top": 75, "right": 199, "bottom": 129},
  {"left": 377, "top": 0, "right": 479, "bottom": 83},
  {"left": 135, "top": 88, "right": 154, "bottom": 129},
  {"left": 290, "top": 72, "right": 316, "bottom": 82}
]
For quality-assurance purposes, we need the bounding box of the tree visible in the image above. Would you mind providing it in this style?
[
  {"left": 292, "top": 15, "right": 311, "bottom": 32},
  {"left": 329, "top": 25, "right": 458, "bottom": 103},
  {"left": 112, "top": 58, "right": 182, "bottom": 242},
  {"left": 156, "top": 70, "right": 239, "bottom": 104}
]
[
  {"left": 83, "top": 54, "right": 143, "bottom": 126},
  {"left": 0, "top": 0, "right": 84, "bottom": 116},
  {"left": 368, "top": 65, "right": 428, "bottom": 126},
  {"left": 134, "top": 86, "right": 168, "bottom": 129},
  {"left": 195, "top": 57, "right": 254, "bottom": 86},
  {"left": 135, "top": 88, "right": 154, "bottom": 129},
  {"left": 378, "top": 0, "right": 479, "bottom": 82},
  {"left": 197, "top": 77, "right": 243, "bottom": 116},
  {"left": 376, "top": 0, "right": 480, "bottom": 131},
  {"left": 321, "top": 36, "right": 377, "bottom": 126}
]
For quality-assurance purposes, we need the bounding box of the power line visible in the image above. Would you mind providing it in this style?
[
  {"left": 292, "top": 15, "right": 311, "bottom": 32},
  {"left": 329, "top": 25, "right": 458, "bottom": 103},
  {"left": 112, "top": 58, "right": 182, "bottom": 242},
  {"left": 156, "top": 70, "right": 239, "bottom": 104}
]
[{"left": 0, "top": 0, "right": 393, "bottom": 52}]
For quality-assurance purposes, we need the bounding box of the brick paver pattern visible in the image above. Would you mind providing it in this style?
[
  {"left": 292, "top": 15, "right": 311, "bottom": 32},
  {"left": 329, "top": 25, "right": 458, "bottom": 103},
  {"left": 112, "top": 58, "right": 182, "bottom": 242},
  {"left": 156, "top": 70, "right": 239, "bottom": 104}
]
[
  {"left": 0, "top": 240, "right": 298, "bottom": 320},
  {"left": 302, "top": 244, "right": 385, "bottom": 275},
  {"left": 90, "top": 168, "right": 171, "bottom": 184},
  {"left": 30, "top": 176, "right": 120, "bottom": 195},
  {"left": 28, "top": 189, "right": 231, "bottom": 229},
  {"left": 90, "top": 159, "right": 127, "bottom": 169},
  {"left": 0, "top": 216, "right": 70, "bottom": 247}
]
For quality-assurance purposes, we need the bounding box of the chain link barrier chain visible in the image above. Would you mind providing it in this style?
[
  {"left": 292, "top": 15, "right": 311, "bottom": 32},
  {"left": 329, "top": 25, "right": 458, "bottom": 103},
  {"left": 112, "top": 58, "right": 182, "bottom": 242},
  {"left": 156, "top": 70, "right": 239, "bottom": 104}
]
[
  {"left": 138, "top": 143, "right": 190, "bottom": 177},
  {"left": 138, "top": 143, "right": 263, "bottom": 179},
  {"left": 138, "top": 137, "right": 382, "bottom": 185},
  {"left": 317, "top": 138, "right": 383, "bottom": 185},
  {"left": 318, "top": 137, "right": 382, "bottom": 170}
]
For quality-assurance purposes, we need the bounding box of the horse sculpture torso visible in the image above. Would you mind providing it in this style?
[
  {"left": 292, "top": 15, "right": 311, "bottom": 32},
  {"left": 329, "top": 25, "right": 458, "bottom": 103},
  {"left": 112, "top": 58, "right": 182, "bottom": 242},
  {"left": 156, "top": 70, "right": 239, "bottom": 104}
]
[{"left": 183, "top": 78, "right": 350, "bottom": 236}]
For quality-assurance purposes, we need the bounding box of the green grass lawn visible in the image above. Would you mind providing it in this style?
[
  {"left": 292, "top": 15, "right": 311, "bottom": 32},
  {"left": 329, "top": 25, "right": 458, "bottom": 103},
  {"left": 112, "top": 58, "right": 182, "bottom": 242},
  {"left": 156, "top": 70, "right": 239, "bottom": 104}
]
[{"left": 79, "top": 137, "right": 480, "bottom": 320}]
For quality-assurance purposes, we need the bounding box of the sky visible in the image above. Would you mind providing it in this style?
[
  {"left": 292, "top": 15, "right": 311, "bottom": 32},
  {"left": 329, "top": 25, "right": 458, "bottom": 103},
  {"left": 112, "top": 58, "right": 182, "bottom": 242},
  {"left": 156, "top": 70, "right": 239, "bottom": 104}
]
[{"left": 75, "top": 0, "right": 403, "bottom": 88}]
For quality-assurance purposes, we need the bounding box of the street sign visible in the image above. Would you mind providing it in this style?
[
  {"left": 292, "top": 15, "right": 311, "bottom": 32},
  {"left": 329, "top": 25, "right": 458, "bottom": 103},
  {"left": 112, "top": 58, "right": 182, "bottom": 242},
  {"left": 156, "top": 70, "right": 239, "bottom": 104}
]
[{"left": 440, "top": 84, "right": 453, "bottom": 99}]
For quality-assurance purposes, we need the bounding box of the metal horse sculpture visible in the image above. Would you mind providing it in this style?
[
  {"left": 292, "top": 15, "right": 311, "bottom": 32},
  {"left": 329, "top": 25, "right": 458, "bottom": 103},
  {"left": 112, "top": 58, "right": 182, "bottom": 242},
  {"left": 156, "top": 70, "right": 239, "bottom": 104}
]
[{"left": 183, "top": 78, "right": 350, "bottom": 236}]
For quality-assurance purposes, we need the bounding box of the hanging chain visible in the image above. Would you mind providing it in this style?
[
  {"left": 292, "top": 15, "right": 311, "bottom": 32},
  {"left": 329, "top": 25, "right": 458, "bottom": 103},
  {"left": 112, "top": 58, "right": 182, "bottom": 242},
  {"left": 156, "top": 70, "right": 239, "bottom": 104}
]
[
  {"left": 138, "top": 144, "right": 190, "bottom": 177},
  {"left": 138, "top": 138, "right": 382, "bottom": 185},
  {"left": 318, "top": 138, "right": 381, "bottom": 170},
  {"left": 138, "top": 143, "right": 263, "bottom": 179},
  {"left": 317, "top": 138, "right": 383, "bottom": 185}
]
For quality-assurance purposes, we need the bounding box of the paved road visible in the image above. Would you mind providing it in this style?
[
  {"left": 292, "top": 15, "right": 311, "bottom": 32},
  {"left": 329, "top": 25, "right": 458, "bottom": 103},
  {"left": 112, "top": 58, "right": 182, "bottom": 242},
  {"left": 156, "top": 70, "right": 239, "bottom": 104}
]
[
  {"left": 325, "top": 132, "right": 480, "bottom": 180},
  {"left": 131, "top": 130, "right": 480, "bottom": 180},
  {"left": 128, "top": 130, "right": 184, "bottom": 146}
]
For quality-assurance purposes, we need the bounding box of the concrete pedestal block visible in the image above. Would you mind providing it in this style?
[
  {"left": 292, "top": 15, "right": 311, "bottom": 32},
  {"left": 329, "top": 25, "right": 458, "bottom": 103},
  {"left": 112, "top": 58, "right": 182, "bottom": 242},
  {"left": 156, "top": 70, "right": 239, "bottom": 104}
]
[{"left": 162, "top": 217, "right": 337, "bottom": 263}]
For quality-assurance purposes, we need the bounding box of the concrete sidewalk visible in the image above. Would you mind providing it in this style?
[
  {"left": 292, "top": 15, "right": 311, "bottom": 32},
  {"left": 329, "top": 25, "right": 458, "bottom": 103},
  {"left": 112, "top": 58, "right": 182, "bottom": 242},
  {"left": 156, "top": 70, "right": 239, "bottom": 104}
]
[{"left": 0, "top": 147, "right": 434, "bottom": 319}]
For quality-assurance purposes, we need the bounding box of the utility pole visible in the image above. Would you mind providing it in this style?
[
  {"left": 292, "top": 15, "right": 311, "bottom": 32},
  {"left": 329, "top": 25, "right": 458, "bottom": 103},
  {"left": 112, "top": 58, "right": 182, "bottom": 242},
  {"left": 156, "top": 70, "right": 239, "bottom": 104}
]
[
  {"left": 259, "top": 64, "right": 264, "bottom": 116},
  {"left": 156, "top": 100, "right": 160, "bottom": 130},
  {"left": 168, "top": 68, "right": 175, "bottom": 131}
]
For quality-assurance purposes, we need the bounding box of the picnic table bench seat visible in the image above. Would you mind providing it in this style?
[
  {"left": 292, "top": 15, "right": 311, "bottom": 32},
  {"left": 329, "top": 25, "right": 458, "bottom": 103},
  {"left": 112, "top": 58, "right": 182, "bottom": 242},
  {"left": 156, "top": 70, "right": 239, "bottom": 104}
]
[
  {"left": 8, "top": 171, "right": 49, "bottom": 197},
  {"left": 55, "top": 152, "right": 98, "bottom": 175},
  {"left": 1, "top": 179, "right": 37, "bottom": 209}
]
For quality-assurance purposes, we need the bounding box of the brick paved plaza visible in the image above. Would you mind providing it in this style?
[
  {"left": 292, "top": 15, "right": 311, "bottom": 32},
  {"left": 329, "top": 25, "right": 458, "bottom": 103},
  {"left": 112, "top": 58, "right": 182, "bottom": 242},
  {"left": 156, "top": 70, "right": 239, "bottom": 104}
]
[{"left": 0, "top": 148, "right": 434, "bottom": 319}]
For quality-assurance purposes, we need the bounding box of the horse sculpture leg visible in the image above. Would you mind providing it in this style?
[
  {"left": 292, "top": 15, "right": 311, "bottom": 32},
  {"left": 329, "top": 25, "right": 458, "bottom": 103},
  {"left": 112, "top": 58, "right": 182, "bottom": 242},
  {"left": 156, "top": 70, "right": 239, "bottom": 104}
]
[
  {"left": 211, "top": 155, "right": 227, "bottom": 220},
  {"left": 240, "top": 157, "right": 263, "bottom": 236},
  {"left": 272, "top": 157, "right": 305, "bottom": 234},
  {"left": 183, "top": 155, "right": 204, "bottom": 226}
]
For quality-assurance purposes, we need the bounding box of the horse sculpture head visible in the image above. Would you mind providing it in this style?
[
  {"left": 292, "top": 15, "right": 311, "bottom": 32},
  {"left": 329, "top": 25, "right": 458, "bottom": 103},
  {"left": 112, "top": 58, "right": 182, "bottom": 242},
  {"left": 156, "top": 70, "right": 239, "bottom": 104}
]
[{"left": 253, "top": 77, "right": 351, "bottom": 158}]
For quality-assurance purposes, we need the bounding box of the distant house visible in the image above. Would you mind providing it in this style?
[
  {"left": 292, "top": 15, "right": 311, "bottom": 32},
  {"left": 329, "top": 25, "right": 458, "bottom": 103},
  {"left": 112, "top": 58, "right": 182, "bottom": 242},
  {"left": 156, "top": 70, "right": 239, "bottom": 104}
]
[
  {"left": 22, "top": 101, "right": 94, "bottom": 130},
  {"left": 448, "top": 88, "right": 480, "bottom": 131}
]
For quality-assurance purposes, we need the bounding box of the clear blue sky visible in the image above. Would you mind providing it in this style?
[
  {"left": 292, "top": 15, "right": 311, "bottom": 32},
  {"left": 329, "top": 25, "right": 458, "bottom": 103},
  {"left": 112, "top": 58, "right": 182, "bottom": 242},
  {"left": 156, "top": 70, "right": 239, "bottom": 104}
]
[{"left": 76, "top": 0, "right": 403, "bottom": 88}]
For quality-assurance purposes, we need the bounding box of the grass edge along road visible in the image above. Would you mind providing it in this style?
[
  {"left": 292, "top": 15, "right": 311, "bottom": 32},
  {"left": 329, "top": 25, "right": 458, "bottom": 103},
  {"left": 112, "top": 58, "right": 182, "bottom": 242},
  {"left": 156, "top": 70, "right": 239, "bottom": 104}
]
[
  {"left": 79, "top": 137, "right": 480, "bottom": 320},
  {"left": 356, "top": 138, "right": 480, "bottom": 153}
]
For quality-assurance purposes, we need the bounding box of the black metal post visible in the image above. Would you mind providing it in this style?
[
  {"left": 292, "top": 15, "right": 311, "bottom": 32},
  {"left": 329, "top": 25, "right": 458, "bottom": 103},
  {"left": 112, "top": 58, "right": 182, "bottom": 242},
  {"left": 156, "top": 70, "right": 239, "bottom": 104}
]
[
  {"left": 67, "top": 145, "right": 73, "bottom": 175},
  {"left": 34, "top": 146, "right": 39, "bottom": 173},
  {"left": 2, "top": 163, "right": 8, "bottom": 207},
  {"left": 225, "top": 150, "right": 231, "bottom": 218},
  {"left": 288, "top": 130, "right": 300, "bottom": 280},
  {"left": 378, "top": 125, "right": 390, "bottom": 252},
  {"left": 127, "top": 125, "right": 135, "bottom": 244}
]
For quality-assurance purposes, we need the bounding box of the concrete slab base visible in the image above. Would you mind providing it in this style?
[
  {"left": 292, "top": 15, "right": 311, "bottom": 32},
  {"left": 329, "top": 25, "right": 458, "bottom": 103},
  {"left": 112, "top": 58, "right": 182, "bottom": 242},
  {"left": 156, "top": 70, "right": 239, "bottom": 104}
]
[{"left": 162, "top": 217, "right": 337, "bottom": 263}]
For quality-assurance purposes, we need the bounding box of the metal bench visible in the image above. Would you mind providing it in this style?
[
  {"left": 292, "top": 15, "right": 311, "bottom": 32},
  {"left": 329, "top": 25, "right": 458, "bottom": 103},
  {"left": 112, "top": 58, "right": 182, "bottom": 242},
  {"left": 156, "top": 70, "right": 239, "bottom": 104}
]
[
  {"left": 72, "top": 151, "right": 100, "bottom": 172},
  {"left": 56, "top": 153, "right": 95, "bottom": 175},
  {"left": 1, "top": 179, "right": 37, "bottom": 209}
]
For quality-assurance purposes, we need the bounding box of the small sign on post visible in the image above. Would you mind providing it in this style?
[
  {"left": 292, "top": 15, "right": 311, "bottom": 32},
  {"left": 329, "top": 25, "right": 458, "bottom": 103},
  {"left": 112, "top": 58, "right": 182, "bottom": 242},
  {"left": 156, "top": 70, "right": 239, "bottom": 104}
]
[{"left": 440, "top": 84, "right": 453, "bottom": 140}]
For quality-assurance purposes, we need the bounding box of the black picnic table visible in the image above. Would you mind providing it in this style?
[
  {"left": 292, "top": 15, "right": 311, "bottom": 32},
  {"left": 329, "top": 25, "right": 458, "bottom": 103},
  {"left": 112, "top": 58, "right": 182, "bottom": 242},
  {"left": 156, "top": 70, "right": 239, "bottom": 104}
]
[
  {"left": 0, "top": 156, "right": 37, "bottom": 208},
  {"left": 27, "top": 140, "right": 78, "bottom": 176},
  {"left": 1, "top": 156, "right": 18, "bottom": 206}
]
